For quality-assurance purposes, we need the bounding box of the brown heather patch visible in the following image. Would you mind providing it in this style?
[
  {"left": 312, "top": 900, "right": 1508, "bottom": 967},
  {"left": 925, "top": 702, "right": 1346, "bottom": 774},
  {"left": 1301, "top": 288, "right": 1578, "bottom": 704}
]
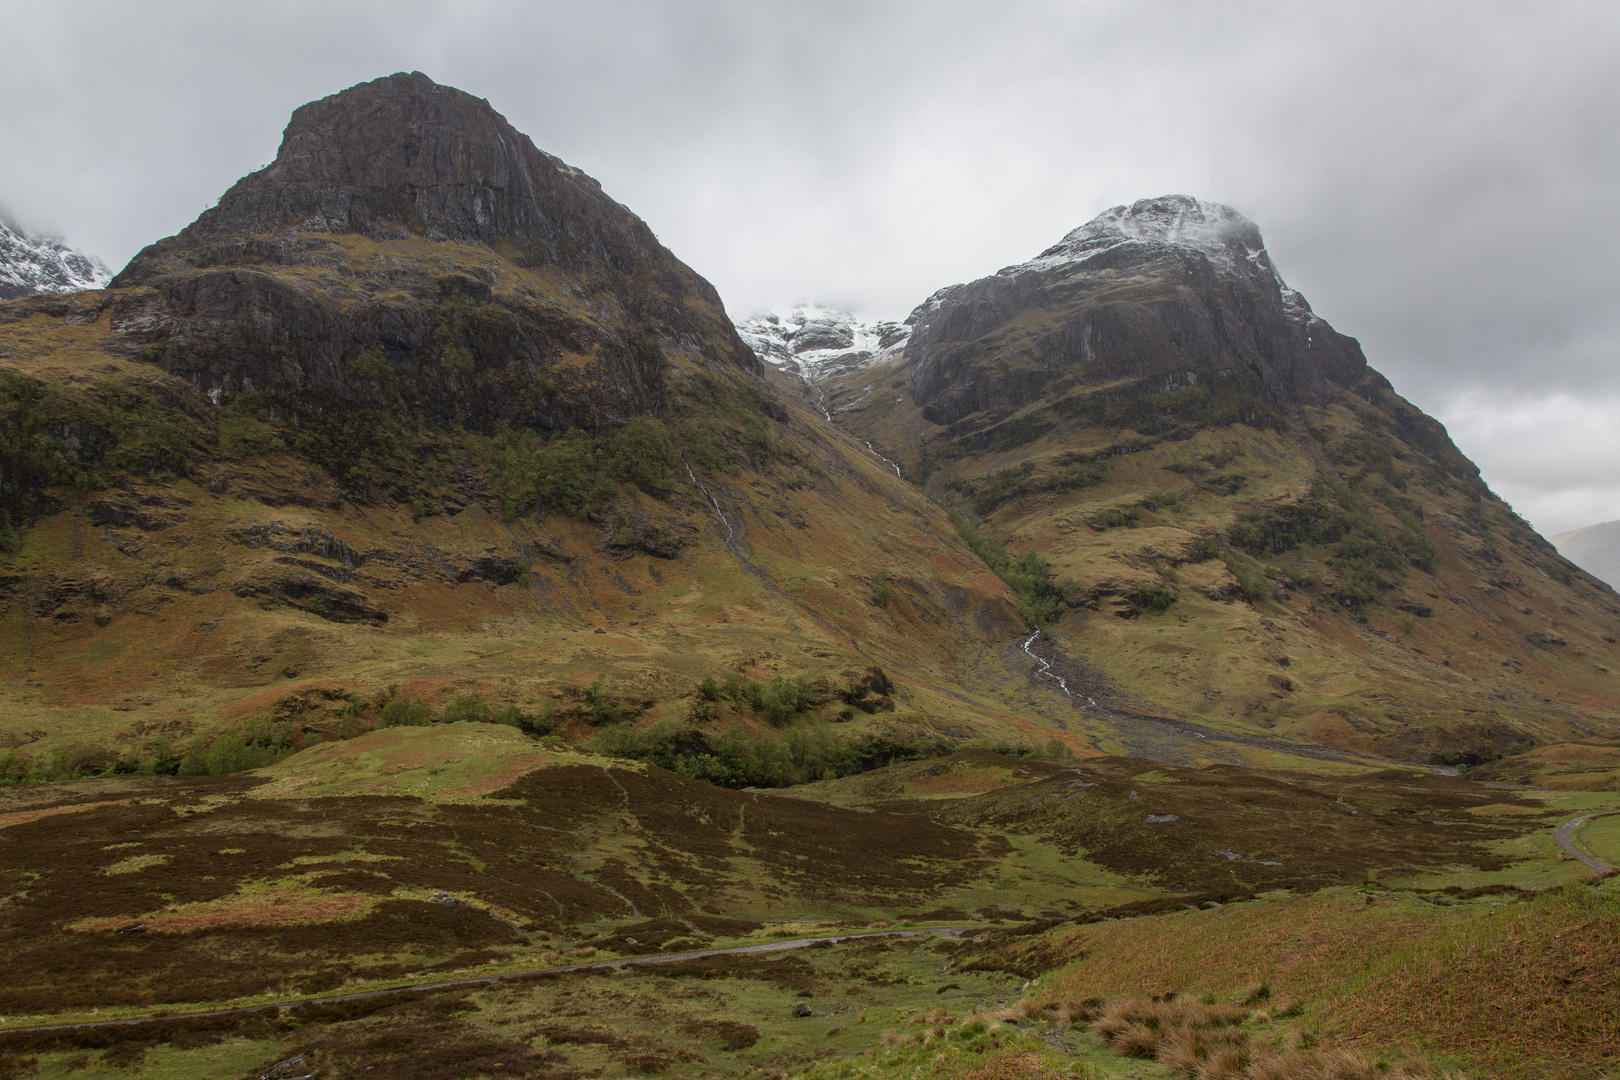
[
  {"left": 1082, "top": 993, "right": 1465, "bottom": 1080},
  {"left": 960, "top": 1050, "right": 1068, "bottom": 1079},
  {"left": 936, "top": 756, "right": 1552, "bottom": 895},
  {"left": 0, "top": 800, "right": 127, "bottom": 831},
  {"left": 70, "top": 883, "right": 377, "bottom": 935},
  {"left": 908, "top": 765, "right": 1026, "bottom": 796},
  {"left": 0, "top": 748, "right": 1004, "bottom": 1013}
]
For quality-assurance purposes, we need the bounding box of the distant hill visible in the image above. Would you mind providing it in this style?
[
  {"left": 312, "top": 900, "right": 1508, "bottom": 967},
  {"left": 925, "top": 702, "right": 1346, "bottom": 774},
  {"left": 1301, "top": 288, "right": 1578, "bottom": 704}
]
[{"left": 1552, "top": 520, "right": 1620, "bottom": 591}]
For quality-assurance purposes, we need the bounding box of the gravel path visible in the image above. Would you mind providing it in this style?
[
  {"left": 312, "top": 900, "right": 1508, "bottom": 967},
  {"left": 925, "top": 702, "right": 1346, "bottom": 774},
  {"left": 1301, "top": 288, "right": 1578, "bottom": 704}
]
[
  {"left": 1553, "top": 810, "right": 1620, "bottom": 875},
  {"left": 0, "top": 925, "right": 982, "bottom": 1037}
]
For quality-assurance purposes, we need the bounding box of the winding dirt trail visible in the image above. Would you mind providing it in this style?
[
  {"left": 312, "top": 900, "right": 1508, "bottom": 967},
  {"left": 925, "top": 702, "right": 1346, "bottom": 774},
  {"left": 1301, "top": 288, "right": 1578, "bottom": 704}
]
[
  {"left": 1553, "top": 810, "right": 1620, "bottom": 875},
  {"left": 0, "top": 925, "right": 983, "bottom": 1038}
]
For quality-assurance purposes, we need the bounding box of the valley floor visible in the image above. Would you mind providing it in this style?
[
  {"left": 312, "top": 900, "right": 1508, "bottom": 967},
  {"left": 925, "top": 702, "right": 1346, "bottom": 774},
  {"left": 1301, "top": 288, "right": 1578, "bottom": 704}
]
[{"left": 1, "top": 723, "right": 1616, "bottom": 1080}]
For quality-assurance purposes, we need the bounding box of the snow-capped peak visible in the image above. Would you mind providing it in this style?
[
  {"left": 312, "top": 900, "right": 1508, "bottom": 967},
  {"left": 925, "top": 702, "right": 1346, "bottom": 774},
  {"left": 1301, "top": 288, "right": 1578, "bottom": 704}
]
[
  {"left": 1010, "top": 194, "right": 1290, "bottom": 296},
  {"left": 734, "top": 304, "right": 911, "bottom": 380},
  {"left": 0, "top": 217, "right": 112, "bottom": 301}
]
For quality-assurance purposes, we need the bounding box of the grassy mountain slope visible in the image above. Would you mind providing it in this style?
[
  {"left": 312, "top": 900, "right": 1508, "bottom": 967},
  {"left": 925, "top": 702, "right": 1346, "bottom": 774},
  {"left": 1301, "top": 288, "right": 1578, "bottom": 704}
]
[
  {"left": 0, "top": 74, "right": 1074, "bottom": 779},
  {"left": 807, "top": 201, "right": 1620, "bottom": 767}
]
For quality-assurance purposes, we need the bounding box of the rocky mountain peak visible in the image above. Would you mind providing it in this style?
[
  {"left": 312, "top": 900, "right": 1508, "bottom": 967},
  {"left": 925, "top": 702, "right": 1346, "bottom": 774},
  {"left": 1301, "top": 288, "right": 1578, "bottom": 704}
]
[
  {"left": 93, "top": 73, "right": 759, "bottom": 431},
  {"left": 1016, "top": 195, "right": 1286, "bottom": 301},
  {"left": 115, "top": 71, "right": 681, "bottom": 289},
  {"left": 209, "top": 72, "right": 588, "bottom": 243},
  {"left": 904, "top": 195, "right": 1368, "bottom": 426},
  {"left": 0, "top": 216, "right": 111, "bottom": 301},
  {"left": 1050, "top": 195, "right": 1259, "bottom": 255}
]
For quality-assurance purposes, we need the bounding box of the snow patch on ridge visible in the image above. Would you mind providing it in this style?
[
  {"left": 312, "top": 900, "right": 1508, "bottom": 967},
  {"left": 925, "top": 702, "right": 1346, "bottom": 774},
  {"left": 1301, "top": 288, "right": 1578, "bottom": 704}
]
[
  {"left": 734, "top": 304, "right": 911, "bottom": 381},
  {"left": 0, "top": 217, "right": 112, "bottom": 301},
  {"left": 1006, "top": 194, "right": 1293, "bottom": 297}
]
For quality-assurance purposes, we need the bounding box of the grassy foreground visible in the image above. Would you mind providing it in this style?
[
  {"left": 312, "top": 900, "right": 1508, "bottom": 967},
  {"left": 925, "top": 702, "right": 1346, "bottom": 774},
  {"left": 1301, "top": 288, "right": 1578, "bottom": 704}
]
[{"left": 0, "top": 722, "right": 1616, "bottom": 1079}]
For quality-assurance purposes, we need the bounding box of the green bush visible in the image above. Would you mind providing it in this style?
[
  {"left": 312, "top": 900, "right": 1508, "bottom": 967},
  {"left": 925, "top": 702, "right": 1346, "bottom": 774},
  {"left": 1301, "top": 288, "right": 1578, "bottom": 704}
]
[
  {"left": 380, "top": 696, "right": 435, "bottom": 727},
  {"left": 171, "top": 717, "right": 295, "bottom": 777},
  {"left": 1222, "top": 555, "right": 1271, "bottom": 605},
  {"left": 872, "top": 577, "right": 895, "bottom": 608},
  {"left": 1185, "top": 534, "right": 1224, "bottom": 563},
  {"left": 1396, "top": 520, "right": 1438, "bottom": 574},
  {"left": 474, "top": 416, "right": 683, "bottom": 522},
  {"left": 525, "top": 701, "right": 558, "bottom": 737},
  {"left": 608, "top": 416, "right": 678, "bottom": 494},
  {"left": 586, "top": 679, "right": 623, "bottom": 726},
  {"left": 698, "top": 676, "right": 720, "bottom": 701},
  {"left": 1093, "top": 505, "right": 1141, "bottom": 529},
  {"left": 442, "top": 694, "right": 492, "bottom": 724},
  {"left": 757, "top": 677, "right": 811, "bottom": 726},
  {"left": 1136, "top": 583, "right": 1178, "bottom": 614}
]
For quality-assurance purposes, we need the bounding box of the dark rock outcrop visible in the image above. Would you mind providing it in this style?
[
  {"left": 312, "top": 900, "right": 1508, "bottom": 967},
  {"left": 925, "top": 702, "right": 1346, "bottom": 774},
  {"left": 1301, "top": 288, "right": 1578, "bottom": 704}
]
[
  {"left": 106, "top": 72, "right": 758, "bottom": 429},
  {"left": 905, "top": 196, "right": 1368, "bottom": 430}
]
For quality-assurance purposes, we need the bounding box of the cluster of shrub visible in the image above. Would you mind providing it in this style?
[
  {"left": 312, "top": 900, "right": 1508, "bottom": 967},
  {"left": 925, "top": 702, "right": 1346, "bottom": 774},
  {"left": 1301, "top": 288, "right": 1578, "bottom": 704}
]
[
  {"left": 948, "top": 511, "right": 1066, "bottom": 632},
  {"left": 472, "top": 417, "right": 681, "bottom": 522},
  {"left": 375, "top": 693, "right": 541, "bottom": 731},
  {"left": 943, "top": 438, "right": 1167, "bottom": 518},
  {"left": 1225, "top": 474, "right": 1437, "bottom": 610},
  {"left": 694, "top": 673, "right": 814, "bottom": 726},
  {"left": 0, "top": 371, "right": 208, "bottom": 551},
  {"left": 0, "top": 716, "right": 300, "bottom": 783},
  {"left": 592, "top": 720, "right": 1073, "bottom": 790},
  {"left": 0, "top": 691, "right": 570, "bottom": 785}
]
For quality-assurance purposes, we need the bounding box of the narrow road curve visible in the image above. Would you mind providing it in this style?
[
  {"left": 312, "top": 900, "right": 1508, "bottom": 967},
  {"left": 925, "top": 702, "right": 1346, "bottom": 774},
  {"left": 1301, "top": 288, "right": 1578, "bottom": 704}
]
[
  {"left": 0, "top": 926, "right": 984, "bottom": 1037},
  {"left": 1553, "top": 809, "right": 1620, "bottom": 875}
]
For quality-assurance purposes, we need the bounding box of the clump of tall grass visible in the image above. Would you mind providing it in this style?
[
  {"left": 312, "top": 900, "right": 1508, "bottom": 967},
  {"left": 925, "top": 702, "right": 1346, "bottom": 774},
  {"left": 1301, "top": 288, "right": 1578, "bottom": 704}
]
[{"left": 1073, "top": 994, "right": 1466, "bottom": 1080}]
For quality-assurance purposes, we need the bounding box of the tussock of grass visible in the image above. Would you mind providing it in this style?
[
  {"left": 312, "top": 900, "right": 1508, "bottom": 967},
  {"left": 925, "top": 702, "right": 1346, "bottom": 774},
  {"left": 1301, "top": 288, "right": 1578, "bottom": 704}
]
[
  {"left": 800, "top": 1015, "right": 1089, "bottom": 1080},
  {"left": 1079, "top": 993, "right": 1463, "bottom": 1078},
  {"left": 1009, "top": 884, "right": 1619, "bottom": 1076}
]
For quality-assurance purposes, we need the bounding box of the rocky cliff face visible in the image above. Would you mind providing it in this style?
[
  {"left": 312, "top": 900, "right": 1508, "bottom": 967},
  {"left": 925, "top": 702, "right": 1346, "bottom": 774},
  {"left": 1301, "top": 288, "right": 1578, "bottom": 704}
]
[
  {"left": 0, "top": 217, "right": 110, "bottom": 301},
  {"left": 905, "top": 196, "right": 1368, "bottom": 431},
  {"left": 104, "top": 71, "right": 758, "bottom": 430}
]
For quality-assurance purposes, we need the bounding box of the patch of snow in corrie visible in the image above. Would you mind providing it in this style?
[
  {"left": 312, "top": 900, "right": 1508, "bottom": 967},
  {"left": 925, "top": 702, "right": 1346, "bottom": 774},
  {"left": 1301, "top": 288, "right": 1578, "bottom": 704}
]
[
  {"left": 734, "top": 304, "right": 910, "bottom": 380},
  {"left": 0, "top": 217, "right": 112, "bottom": 301}
]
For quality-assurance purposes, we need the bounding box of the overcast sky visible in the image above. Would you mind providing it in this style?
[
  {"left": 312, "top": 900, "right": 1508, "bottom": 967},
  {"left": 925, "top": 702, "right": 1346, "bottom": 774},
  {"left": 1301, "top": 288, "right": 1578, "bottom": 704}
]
[{"left": 3, "top": 0, "right": 1617, "bottom": 537}]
